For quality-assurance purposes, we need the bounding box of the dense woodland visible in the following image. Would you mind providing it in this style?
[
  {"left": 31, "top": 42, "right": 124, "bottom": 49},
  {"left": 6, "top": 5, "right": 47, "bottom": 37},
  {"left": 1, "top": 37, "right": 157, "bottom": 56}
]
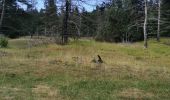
[{"left": 0, "top": 0, "right": 170, "bottom": 44}]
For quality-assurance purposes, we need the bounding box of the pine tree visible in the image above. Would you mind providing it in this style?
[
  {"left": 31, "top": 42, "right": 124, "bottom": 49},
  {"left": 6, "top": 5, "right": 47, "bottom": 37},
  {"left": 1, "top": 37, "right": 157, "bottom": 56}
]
[
  {"left": 161, "top": 0, "right": 170, "bottom": 37},
  {"left": 44, "top": 0, "right": 58, "bottom": 36},
  {"left": 0, "top": 0, "right": 31, "bottom": 38}
]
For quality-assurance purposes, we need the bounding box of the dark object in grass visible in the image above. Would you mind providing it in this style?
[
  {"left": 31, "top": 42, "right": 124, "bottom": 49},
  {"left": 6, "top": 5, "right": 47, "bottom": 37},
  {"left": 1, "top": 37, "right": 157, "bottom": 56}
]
[
  {"left": 91, "top": 55, "right": 103, "bottom": 63},
  {"left": 97, "top": 55, "right": 103, "bottom": 63}
]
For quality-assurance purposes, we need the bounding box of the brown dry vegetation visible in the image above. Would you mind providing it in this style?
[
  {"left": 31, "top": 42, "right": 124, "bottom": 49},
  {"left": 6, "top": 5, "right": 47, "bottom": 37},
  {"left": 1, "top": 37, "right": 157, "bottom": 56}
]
[{"left": 0, "top": 37, "right": 170, "bottom": 100}]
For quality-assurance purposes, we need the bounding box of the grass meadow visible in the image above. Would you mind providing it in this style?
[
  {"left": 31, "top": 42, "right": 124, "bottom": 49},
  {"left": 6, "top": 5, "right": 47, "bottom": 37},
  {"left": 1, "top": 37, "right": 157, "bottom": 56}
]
[{"left": 0, "top": 37, "right": 170, "bottom": 100}]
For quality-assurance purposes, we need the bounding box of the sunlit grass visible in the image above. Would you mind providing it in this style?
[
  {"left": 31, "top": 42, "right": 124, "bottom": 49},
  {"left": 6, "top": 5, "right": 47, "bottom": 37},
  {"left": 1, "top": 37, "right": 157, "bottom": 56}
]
[{"left": 0, "top": 37, "right": 170, "bottom": 100}]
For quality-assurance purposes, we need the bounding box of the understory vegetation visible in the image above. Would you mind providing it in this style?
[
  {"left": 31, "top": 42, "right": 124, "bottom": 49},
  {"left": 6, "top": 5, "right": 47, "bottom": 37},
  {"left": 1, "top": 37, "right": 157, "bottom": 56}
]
[
  {"left": 0, "top": 36, "right": 8, "bottom": 48},
  {"left": 0, "top": 37, "right": 170, "bottom": 100}
]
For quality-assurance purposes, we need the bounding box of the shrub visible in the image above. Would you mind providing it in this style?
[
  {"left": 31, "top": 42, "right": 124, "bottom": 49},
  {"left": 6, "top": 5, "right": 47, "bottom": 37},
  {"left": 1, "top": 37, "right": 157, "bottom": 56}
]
[{"left": 0, "top": 36, "right": 8, "bottom": 48}]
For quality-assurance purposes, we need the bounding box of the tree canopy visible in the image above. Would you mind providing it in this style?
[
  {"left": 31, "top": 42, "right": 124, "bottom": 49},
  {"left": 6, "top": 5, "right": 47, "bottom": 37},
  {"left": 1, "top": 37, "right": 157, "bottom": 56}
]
[{"left": 0, "top": 0, "right": 169, "bottom": 43}]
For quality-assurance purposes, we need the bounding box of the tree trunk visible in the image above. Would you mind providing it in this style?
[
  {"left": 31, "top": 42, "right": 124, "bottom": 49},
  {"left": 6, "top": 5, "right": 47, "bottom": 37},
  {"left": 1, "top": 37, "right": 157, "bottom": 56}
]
[
  {"left": 125, "top": 32, "right": 128, "bottom": 43},
  {"left": 144, "top": 0, "right": 148, "bottom": 48},
  {"left": 45, "top": 26, "right": 47, "bottom": 36},
  {"left": 157, "top": 0, "right": 161, "bottom": 42},
  {"left": 0, "top": 0, "right": 5, "bottom": 28},
  {"left": 79, "top": 13, "right": 82, "bottom": 37},
  {"left": 62, "top": 0, "right": 70, "bottom": 44}
]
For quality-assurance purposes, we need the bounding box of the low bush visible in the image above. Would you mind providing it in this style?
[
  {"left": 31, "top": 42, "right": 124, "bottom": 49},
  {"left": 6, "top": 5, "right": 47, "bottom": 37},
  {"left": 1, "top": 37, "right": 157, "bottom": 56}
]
[{"left": 0, "top": 36, "right": 8, "bottom": 48}]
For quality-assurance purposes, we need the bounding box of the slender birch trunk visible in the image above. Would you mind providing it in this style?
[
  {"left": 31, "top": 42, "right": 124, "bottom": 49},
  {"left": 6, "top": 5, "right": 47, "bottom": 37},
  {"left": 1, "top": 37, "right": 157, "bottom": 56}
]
[
  {"left": 0, "top": 0, "right": 5, "bottom": 28},
  {"left": 157, "top": 0, "right": 161, "bottom": 42},
  {"left": 79, "top": 13, "right": 82, "bottom": 37},
  {"left": 144, "top": 0, "right": 148, "bottom": 48}
]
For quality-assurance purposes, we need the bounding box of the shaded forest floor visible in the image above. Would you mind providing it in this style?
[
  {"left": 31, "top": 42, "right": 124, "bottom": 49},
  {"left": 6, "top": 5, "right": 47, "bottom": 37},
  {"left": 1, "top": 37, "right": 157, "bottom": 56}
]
[{"left": 0, "top": 37, "right": 170, "bottom": 100}]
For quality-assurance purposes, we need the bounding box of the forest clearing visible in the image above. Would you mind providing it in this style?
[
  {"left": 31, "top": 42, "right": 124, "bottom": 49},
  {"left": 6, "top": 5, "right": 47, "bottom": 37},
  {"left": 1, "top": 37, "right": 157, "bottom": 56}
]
[
  {"left": 0, "top": 37, "right": 170, "bottom": 100},
  {"left": 1, "top": 0, "right": 170, "bottom": 99}
]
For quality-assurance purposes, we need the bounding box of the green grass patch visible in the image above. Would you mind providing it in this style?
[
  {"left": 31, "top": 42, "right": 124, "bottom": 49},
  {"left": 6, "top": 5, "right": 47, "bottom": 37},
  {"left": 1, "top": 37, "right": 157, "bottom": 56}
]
[{"left": 0, "top": 37, "right": 170, "bottom": 99}]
